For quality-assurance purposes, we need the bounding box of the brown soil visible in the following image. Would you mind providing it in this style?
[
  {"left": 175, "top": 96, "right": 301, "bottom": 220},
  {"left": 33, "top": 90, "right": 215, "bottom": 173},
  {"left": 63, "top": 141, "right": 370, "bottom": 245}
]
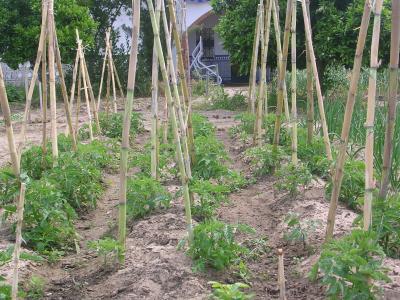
[{"left": 1, "top": 97, "right": 400, "bottom": 299}]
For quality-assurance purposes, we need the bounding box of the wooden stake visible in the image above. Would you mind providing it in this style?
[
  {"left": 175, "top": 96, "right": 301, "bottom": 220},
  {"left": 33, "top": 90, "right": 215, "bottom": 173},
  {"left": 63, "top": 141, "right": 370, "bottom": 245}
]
[
  {"left": 364, "top": 0, "right": 384, "bottom": 230},
  {"left": 76, "top": 30, "right": 94, "bottom": 141},
  {"left": 111, "top": 52, "right": 125, "bottom": 99},
  {"left": 47, "top": 0, "right": 58, "bottom": 162},
  {"left": 11, "top": 183, "right": 26, "bottom": 300},
  {"left": 305, "top": 0, "right": 314, "bottom": 144},
  {"left": 69, "top": 50, "right": 80, "bottom": 123},
  {"left": 75, "top": 69, "right": 82, "bottom": 139},
  {"left": 151, "top": 0, "right": 162, "bottom": 179},
  {"left": 291, "top": 0, "right": 298, "bottom": 165},
  {"left": 106, "top": 58, "right": 111, "bottom": 116},
  {"left": 249, "top": 3, "right": 262, "bottom": 114},
  {"left": 107, "top": 34, "right": 118, "bottom": 113},
  {"left": 19, "top": 0, "right": 48, "bottom": 150},
  {"left": 118, "top": 0, "right": 141, "bottom": 264},
  {"left": 325, "top": 0, "right": 372, "bottom": 241},
  {"left": 379, "top": 0, "right": 400, "bottom": 200},
  {"left": 300, "top": 0, "right": 332, "bottom": 160},
  {"left": 97, "top": 28, "right": 110, "bottom": 112},
  {"left": 277, "top": 249, "right": 287, "bottom": 300},
  {"left": 273, "top": 0, "right": 292, "bottom": 146},
  {"left": 148, "top": 0, "right": 193, "bottom": 242}
]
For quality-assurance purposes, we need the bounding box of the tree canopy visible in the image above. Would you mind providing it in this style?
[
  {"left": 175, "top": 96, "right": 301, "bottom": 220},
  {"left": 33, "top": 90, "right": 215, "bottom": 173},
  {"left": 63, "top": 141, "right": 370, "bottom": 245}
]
[
  {"left": 0, "top": 0, "right": 98, "bottom": 69},
  {"left": 211, "top": 0, "right": 392, "bottom": 76}
]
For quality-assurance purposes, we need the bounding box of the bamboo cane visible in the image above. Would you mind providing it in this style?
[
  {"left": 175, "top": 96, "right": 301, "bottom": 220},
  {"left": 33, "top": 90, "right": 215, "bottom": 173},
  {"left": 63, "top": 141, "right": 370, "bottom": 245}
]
[
  {"left": 47, "top": 0, "right": 58, "bottom": 162},
  {"left": 325, "top": 0, "right": 372, "bottom": 241},
  {"left": 82, "top": 52, "right": 101, "bottom": 132},
  {"left": 379, "top": 0, "right": 400, "bottom": 200},
  {"left": 69, "top": 50, "right": 80, "bottom": 121},
  {"left": 118, "top": 0, "right": 141, "bottom": 264},
  {"left": 161, "top": 0, "right": 192, "bottom": 178},
  {"left": 106, "top": 59, "right": 111, "bottom": 117},
  {"left": 11, "top": 183, "right": 26, "bottom": 300},
  {"left": 271, "top": 0, "right": 290, "bottom": 123},
  {"left": 167, "top": 0, "right": 196, "bottom": 167},
  {"left": 249, "top": 3, "right": 262, "bottom": 113},
  {"left": 76, "top": 30, "right": 94, "bottom": 141},
  {"left": 249, "top": 3, "right": 262, "bottom": 114},
  {"left": 364, "top": 0, "right": 384, "bottom": 230},
  {"left": 53, "top": 24, "right": 77, "bottom": 150},
  {"left": 151, "top": 0, "right": 162, "bottom": 179},
  {"left": 148, "top": 0, "right": 193, "bottom": 242},
  {"left": 41, "top": 38, "right": 48, "bottom": 157},
  {"left": 291, "top": 0, "right": 298, "bottom": 165},
  {"left": 97, "top": 29, "right": 110, "bottom": 112},
  {"left": 107, "top": 34, "right": 118, "bottom": 113},
  {"left": 0, "top": 66, "right": 20, "bottom": 174},
  {"left": 277, "top": 249, "right": 287, "bottom": 300},
  {"left": 273, "top": 0, "right": 292, "bottom": 146},
  {"left": 19, "top": 0, "right": 48, "bottom": 150},
  {"left": 111, "top": 53, "right": 125, "bottom": 99},
  {"left": 75, "top": 69, "right": 82, "bottom": 139},
  {"left": 254, "top": 2, "right": 264, "bottom": 145},
  {"left": 256, "top": 0, "right": 272, "bottom": 146},
  {"left": 300, "top": 0, "right": 332, "bottom": 161},
  {"left": 305, "top": 0, "right": 314, "bottom": 144}
]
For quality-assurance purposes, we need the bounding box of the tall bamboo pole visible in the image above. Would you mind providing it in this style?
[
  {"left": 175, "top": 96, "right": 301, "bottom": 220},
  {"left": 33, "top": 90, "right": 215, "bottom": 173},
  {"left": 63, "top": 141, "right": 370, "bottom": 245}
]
[
  {"left": 148, "top": 0, "right": 193, "bottom": 242},
  {"left": 11, "top": 183, "right": 26, "bottom": 300},
  {"left": 47, "top": 0, "right": 58, "bottom": 162},
  {"left": 249, "top": 3, "right": 262, "bottom": 113},
  {"left": 291, "top": 0, "right": 298, "bottom": 165},
  {"left": 41, "top": 37, "right": 48, "bottom": 156},
  {"left": 53, "top": 24, "right": 77, "bottom": 150},
  {"left": 325, "top": 0, "right": 372, "bottom": 241},
  {"left": 111, "top": 50, "right": 125, "bottom": 99},
  {"left": 97, "top": 29, "right": 110, "bottom": 112},
  {"left": 167, "top": 0, "right": 196, "bottom": 166},
  {"left": 19, "top": 0, "right": 48, "bottom": 149},
  {"left": 76, "top": 31, "right": 94, "bottom": 141},
  {"left": 300, "top": 0, "right": 332, "bottom": 161},
  {"left": 271, "top": 0, "right": 290, "bottom": 123},
  {"left": 364, "top": 0, "right": 384, "bottom": 230},
  {"left": 379, "top": 0, "right": 400, "bottom": 200},
  {"left": 256, "top": 0, "right": 272, "bottom": 146},
  {"left": 107, "top": 35, "right": 118, "bottom": 113},
  {"left": 273, "top": 0, "right": 292, "bottom": 146},
  {"left": 75, "top": 69, "right": 82, "bottom": 138},
  {"left": 277, "top": 249, "right": 286, "bottom": 300},
  {"left": 151, "top": 0, "right": 162, "bottom": 180},
  {"left": 305, "top": 0, "right": 314, "bottom": 144},
  {"left": 69, "top": 50, "right": 80, "bottom": 121},
  {"left": 118, "top": 0, "right": 141, "bottom": 264},
  {"left": 106, "top": 59, "right": 111, "bottom": 116},
  {"left": 254, "top": 2, "right": 264, "bottom": 145}
]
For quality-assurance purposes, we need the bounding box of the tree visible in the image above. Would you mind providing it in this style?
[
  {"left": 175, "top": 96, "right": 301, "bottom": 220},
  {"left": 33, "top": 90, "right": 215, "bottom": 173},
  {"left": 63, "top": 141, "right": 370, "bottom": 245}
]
[
  {"left": 0, "top": 0, "right": 97, "bottom": 69},
  {"left": 211, "top": 0, "right": 392, "bottom": 76}
]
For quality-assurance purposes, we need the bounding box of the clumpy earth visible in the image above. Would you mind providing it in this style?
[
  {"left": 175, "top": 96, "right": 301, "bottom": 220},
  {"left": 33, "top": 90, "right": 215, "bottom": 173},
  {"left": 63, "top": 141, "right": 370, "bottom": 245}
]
[{"left": 1, "top": 94, "right": 399, "bottom": 299}]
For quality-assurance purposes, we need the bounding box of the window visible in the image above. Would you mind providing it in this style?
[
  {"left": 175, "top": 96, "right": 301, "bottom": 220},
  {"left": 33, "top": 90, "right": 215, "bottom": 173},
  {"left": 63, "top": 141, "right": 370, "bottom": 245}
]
[{"left": 196, "top": 28, "right": 214, "bottom": 59}]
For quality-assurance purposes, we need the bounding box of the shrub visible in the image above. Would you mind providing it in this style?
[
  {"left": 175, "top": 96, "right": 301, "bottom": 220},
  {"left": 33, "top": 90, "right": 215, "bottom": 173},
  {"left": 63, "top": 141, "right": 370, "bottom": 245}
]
[
  {"left": 192, "top": 79, "right": 207, "bottom": 96},
  {"left": 23, "top": 179, "right": 77, "bottom": 252},
  {"left": 20, "top": 146, "right": 52, "bottom": 180},
  {"left": 0, "top": 167, "right": 21, "bottom": 206},
  {"left": 209, "top": 281, "right": 253, "bottom": 300},
  {"left": 87, "top": 238, "right": 122, "bottom": 266},
  {"left": 46, "top": 152, "right": 103, "bottom": 210},
  {"left": 243, "top": 144, "right": 285, "bottom": 176},
  {"left": 126, "top": 176, "right": 171, "bottom": 220},
  {"left": 191, "top": 113, "right": 215, "bottom": 138},
  {"left": 310, "top": 230, "right": 390, "bottom": 299},
  {"left": 190, "top": 179, "right": 230, "bottom": 221},
  {"left": 275, "top": 163, "right": 312, "bottom": 195},
  {"left": 284, "top": 213, "right": 321, "bottom": 249},
  {"left": 325, "top": 159, "right": 365, "bottom": 210},
  {"left": 231, "top": 113, "right": 256, "bottom": 135},
  {"left": 98, "top": 112, "right": 143, "bottom": 140},
  {"left": 209, "top": 87, "right": 247, "bottom": 111},
  {"left": 264, "top": 113, "right": 290, "bottom": 146},
  {"left": 193, "top": 135, "right": 229, "bottom": 180},
  {"left": 187, "top": 220, "right": 254, "bottom": 271},
  {"left": 5, "top": 84, "right": 25, "bottom": 102}
]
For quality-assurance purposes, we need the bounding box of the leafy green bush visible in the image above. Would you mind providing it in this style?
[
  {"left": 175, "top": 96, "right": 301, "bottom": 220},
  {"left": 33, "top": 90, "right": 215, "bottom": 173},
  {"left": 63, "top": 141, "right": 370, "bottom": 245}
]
[
  {"left": 23, "top": 275, "right": 45, "bottom": 300},
  {"left": 263, "top": 113, "right": 290, "bottom": 146},
  {"left": 209, "top": 86, "right": 247, "bottom": 111},
  {"left": 87, "top": 238, "right": 122, "bottom": 266},
  {"left": 209, "top": 281, "right": 253, "bottom": 300},
  {"left": 230, "top": 113, "right": 256, "bottom": 136},
  {"left": 190, "top": 179, "right": 230, "bottom": 221},
  {"left": 244, "top": 144, "right": 285, "bottom": 176},
  {"left": 99, "top": 112, "right": 143, "bottom": 140},
  {"left": 126, "top": 176, "right": 171, "bottom": 220},
  {"left": 192, "top": 79, "right": 207, "bottom": 96},
  {"left": 46, "top": 152, "right": 103, "bottom": 210},
  {"left": 23, "top": 179, "right": 77, "bottom": 252},
  {"left": 0, "top": 167, "right": 21, "bottom": 206},
  {"left": 5, "top": 84, "right": 25, "bottom": 102},
  {"left": 275, "top": 163, "right": 312, "bottom": 195},
  {"left": 191, "top": 113, "right": 215, "bottom": 138},
  {"left": 193, "top": 135, "right": 229, "bottom": 180},
  {"left": 326, "top": 159, "right": 365, "bottom": 210},
  {"left": 284, "top": 213, "right": 320, "bottom": 249},
  {"left": 310, "top": 230, "right": 390, "bottom": 299},
  {"left": 20, "top": 146, "right": 52, "bottom": 180},
  {"left": 187, "top": 220, "right": 254, "bottom": 271}
]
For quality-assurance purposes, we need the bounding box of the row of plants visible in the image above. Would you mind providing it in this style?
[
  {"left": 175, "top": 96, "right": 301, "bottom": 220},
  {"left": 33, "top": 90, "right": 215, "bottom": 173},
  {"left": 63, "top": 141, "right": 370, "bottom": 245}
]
[{"left": 231, "top": 110, "right": 398, "bottom": 298}]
